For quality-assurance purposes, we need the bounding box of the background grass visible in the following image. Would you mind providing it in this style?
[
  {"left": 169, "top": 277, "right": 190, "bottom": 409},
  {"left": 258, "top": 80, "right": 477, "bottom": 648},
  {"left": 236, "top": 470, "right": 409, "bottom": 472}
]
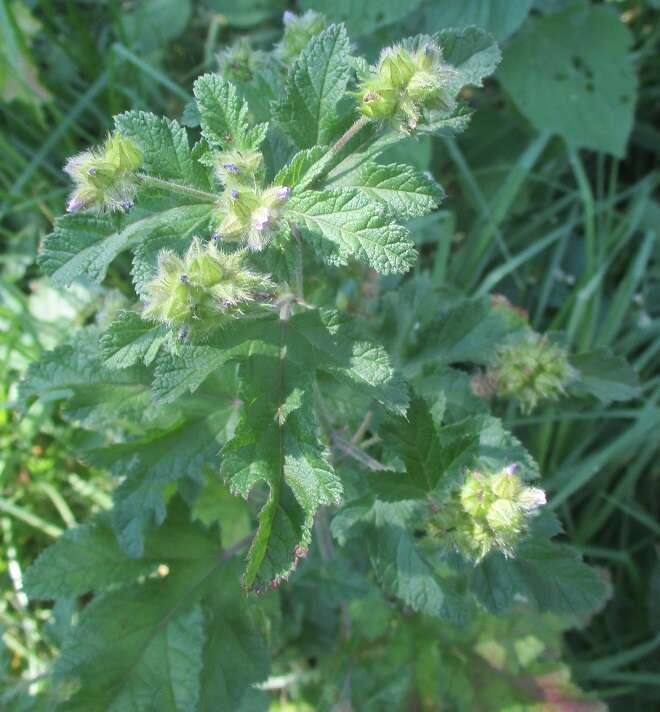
[{"left": 1, "top": 0, "right": 659, "bottom": 708}]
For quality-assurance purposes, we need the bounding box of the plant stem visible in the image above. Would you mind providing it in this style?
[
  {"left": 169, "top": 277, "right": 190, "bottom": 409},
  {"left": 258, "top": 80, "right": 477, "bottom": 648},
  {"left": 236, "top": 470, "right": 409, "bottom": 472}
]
[
  {"left": 136, "top": 173, "right": 217, "bottom": 203},
  {"left": 290, "top": 223, "right": 305, "bottom": 299},
  {"left": 330, "top": 115, "right": 370, "bottom": 156}
]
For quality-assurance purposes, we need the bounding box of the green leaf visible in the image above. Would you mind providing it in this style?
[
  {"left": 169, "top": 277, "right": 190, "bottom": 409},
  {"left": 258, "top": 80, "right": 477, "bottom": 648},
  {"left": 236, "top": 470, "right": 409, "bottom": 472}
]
[
  {"left": 86, "top": 409, "right": 232, "bottom": 557},
  {"left": 300, "top": 0, "right": 422, "bottom": 36},
  {"left": 330, "top": 341, "right": 409, "bottom": 416},
  {"left": 273, "top": 24, "right": 351, "bottom": 149},
  {"left": 17, "top": 328, "right": 151, "bottom": 429},
  {"left": 570, "top": 348, "right": 641, "bottom": 404},
  {"left": 273, "top": 146, "right": 326, "bottom": 191},
  {"left": 423, "top": 0, "right": 532, "bottom": 41},
  {"left": 39, "top": 203, "right": 213, "bottom": 288},
  {"left": 437, "top": 26, "right": 502, "bottom": 94},
  {"left": 415, "top": 366, "right": 488, "bottom": 419},
  {"left": 152, "top": 315, "right": 277, "bottom": 404},
  {"left": 57, "top": 592, "right": 204, "bottom": 712},
  {"left": 472, "top": 539, "right": 607, "bottom": 616},
  {"left": 222, "top": 318, "right": 343, "bottom": 591},
  {"left": 49, "top": 507, "right": 267, "bottom": 712},
  {"left": 405, "top": 297, "right": 509, "bottom": 377},
  {"left": 368, "top": 520, "right": 468, "bottom": 624},
  {"left": 498, "top": 5, "right": 637, "bottom": 156},
  {"left": 375, "top": 399, "right": 539, "bottom": 502},
  {"left": 345, "top": 162, "right": 444, "bottom": 220},
  {"left": 193, "top": 73, "right": 267, "bottom": 151},
  {"left": 24, "top": 505, "right": 220, "bottom": 600},
  {"left": 115, "top": 110, "right": 209, "bottom": 188},
  {"left": 100, "top": 311, "right": 167, "bottom": 369},
  {"left": 199, "top": 573, "right": 270, "bottom": 711},
  {"left": 23, "top": 515, "right": 153, "bottom": 599},
  {"left": 286, "top": 188, "right": 416, "bottom": 274}
]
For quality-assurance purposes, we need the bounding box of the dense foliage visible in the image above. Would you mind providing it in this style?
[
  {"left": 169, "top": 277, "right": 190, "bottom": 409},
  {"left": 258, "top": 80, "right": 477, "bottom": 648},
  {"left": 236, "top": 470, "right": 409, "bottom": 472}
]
[{"left": 2, "top": 2, "right": 659, "bottom": 711}]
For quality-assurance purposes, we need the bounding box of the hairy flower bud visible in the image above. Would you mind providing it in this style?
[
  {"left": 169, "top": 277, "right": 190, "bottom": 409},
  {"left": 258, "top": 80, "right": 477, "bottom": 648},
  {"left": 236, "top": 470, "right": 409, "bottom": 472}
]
[
  {"left": 64, "top": 132, "right": 142, "bottom": 213},
  {"left": 217, "top": 38, "right": 265, "bottom": 83},
  {"left": 214, "top": 185, "right": 290, "bottom": 252},
  {"left": 427, "top": 465, "right": 546, "bottom": 561},
  {"left": 356, "top": 39, "right": 457, "bottom": 132},
  {"left": 142, "top": 237, "right": 274, "bottom": 330},
  {"left": 487, "top": 333, "right": 575, "bottom": 414},
  {"left": 275, "top": 10, "right": 326, "bottom": 64},
  {"left": 213, "top": 148, "right": 264, "bottom": 188}
]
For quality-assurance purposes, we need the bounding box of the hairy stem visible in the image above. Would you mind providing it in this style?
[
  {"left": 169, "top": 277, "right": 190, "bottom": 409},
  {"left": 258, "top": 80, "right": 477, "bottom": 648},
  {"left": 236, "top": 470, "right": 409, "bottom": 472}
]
[
  {"left": 289, "top": 222, "right": 305, "bottom": 299},
  {"left": 330, "top": 115, "right": 371, "bottom": 156},
  {"left": 136, "top": 173, "right": 217, "bottom": 203}
]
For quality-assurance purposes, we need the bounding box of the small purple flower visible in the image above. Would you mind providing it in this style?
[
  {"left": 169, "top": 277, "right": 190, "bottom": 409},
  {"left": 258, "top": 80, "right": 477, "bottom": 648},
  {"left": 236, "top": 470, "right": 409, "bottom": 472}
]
[
  {"left": 283, "top": 10, "right": 295, "bottom": 25},
  {"left": 66, "top": 198, "right": 83, "bottom": 213},
  {"left": 223, "top": 163, "right": 240, "bottom": 174},
  {"left": 121, "top": 200, "right": 134, "bottom": 211},
  {"left": 230, "top": 189, "right": 239, "bottom": 199},
  {"left": 276, "top": 186, "right": 291, "bottom": 201},
  {"left": 180, "top": 274, "right": 190, "bottom": 285},
  {"left": 88, "top": 167, "right": 97, "bottom": 176},
  {"left": 504, "top": 463, "right": 519, "bottom": 476},
  {"left": 211, "top": 232, "right": 222, "bottom": 242}
]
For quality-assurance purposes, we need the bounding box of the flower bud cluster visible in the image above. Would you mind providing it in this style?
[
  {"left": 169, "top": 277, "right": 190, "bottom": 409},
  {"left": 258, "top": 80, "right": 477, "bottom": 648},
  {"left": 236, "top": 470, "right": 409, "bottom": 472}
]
[
  {"left": 213, "top": 148, "right": 264, "bottom": 189},
  {"left": 427, "top": 465, "right": 546, "bottom": 561},
  {"left": 142, "top": 237, "right": 273, "bottom": 330},
  {"left": 64, "top": 132, "right": 142, "bottom": 214},
  {"left": 217, "top": 38, "right": 265, "bottom": 83},
  {"left": 276, "top": 10, "right": 326, "bottom": 64},
  {"left": 356, "top": 40, "right": 457, "bottom": 132},
  {"left": 484, "top": 333, "right": 575, "bottom": 414},
  {"left": 214, "top": 185, "right": 291, "bottom": 252}
]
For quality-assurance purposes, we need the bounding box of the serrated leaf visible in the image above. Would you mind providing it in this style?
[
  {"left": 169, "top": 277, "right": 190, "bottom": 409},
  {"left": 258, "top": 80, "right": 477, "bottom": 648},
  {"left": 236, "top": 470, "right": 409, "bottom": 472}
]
[
  {"left": 193, "top": 73, "right": 267, "bottom": 151},
  {"left": 286, "top": 188, "right": 416, "bottom": 274},
  {"left": 472, "top": 539, "right": 607, "bottom": 616},
  {"left": 115, "top": 110, "right": 209, "bottom": 188},
  {"left": 330, "top": 341, "right": 409, "bottom": 416},
  {"left": 86, "top": 408, "right": 233, "bottom": 557},
  {"left": 405, "top": 297, "right": 509, "bottom": 377},
  {"left": 17, "top": 328, "right": 153, "bottom": 428},
  {"left": 570, "top": 348, "right": 641, "bottom": 404},
  {"left": 101, "top": 311, "right": 167, "bottom": 369},
  {"left": 23, "top": 515, "right": 153, "bottom": 599},
  {"left": 346, "top": 162, "right": 444, "bottom": 220},
  {"left": 222, "top": 318, "right": 344, "bottom": 591},
  {"left": 50, "top": 508, "right": 267, "bottom": 712},
  {"left": 375, "top": 399, "right": 539, "bottom": 501},
  {"left": 438, "top": 26, "right": 502, "bottom": 93},
  {"left": 39, "top": 203, "right": 213, "bottom": 288},
  {"left": 273, "top": 24, "right": 351, "bottom": 149},
  {"left": 24, "top": 505, "right": 218, "bottom": 600},
  {"left": 57, "top": 592, "right": 204, "bottom": 712},
  {"left": 368, "top": 521, "right": 468, "bottom": 624},
  {"left": 498, "top": 5, "right": 637, "bottom": 156},
  {"left": 273, "top": 146, "right": 326, "bottom": 191}
]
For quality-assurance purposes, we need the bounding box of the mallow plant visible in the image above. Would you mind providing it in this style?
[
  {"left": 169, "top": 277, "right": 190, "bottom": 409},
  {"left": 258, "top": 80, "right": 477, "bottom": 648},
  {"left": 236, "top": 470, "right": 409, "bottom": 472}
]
[{"left": 17, "top": 13, "right": 638, "bottom": 711}]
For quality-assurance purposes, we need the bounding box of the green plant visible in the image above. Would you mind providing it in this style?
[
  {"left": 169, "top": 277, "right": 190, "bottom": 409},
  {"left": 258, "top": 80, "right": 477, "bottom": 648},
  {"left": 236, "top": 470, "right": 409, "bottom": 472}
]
[{"left": 12, "top": 11, "right": 647, "bottom": 711}]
